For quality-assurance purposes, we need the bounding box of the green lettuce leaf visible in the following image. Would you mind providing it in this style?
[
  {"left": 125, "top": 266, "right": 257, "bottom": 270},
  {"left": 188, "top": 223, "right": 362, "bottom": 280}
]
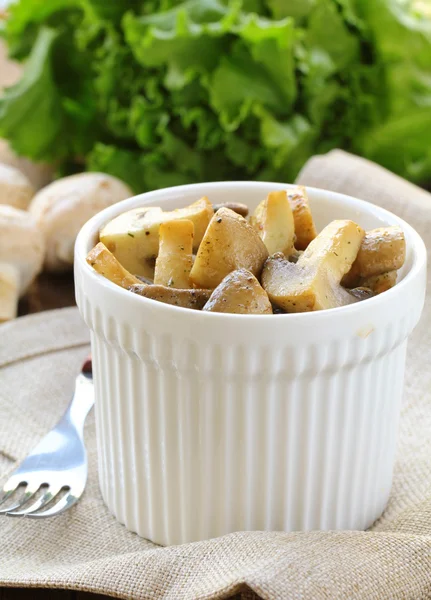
[
  {"left": 266, "top": 0, "right": 316, "bottom": 20},
  {"left": 353, "top": 0, "right": 431, "bottom": 179},
  {"left": 1, "top": 0, "right": 430, "bottom": 190},
  {"left": 87, "top": 142, "right": 196, "bottom": 192},
  {"left": 4, "top": 0, "right": 79, "bottom": 58},
  {"left": 0, "top": 27, "right": 64, "bottom": 159}
]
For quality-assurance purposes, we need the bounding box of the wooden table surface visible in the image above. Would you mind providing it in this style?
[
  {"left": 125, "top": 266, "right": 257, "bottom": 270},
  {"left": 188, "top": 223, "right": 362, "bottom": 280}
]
[{"left": 18, "top": 273, "right": 76, "bottom": 316}]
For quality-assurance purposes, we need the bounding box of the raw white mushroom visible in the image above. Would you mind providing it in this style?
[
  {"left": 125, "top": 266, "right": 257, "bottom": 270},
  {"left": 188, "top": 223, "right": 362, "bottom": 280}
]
[
  {"left": 0, "top": 205, "right": 45, "bottom": 321},
  {"left": 0, "top": 139, "right": 53, "bottom": 190},
  {"left": 29, "top": 172, "right": 133, "bottom": 272},
  {"left": 0, "top": 162, "right": 35, "bottom": 209}
]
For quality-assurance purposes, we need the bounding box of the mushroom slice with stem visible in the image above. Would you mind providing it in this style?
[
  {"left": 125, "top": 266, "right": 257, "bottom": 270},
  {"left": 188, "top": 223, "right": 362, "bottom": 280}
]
[
  {"left": 203, "top": 269, "right": 272, "bottom": 314},
  {"left": 100, "top": 196, "right": 213, "bottom": 279},
  {"left": 342, "top": 226, "right": 405, "bottom": 288},
  {"left": 360, "top": 271, "right": 397, "bottom": 295},
  {"left": 86, "top": 242, "right": 142, "bottom": 289},
  {"left": 129, "top": 284, "right": 211, "bottom": 310},
  {"left": 250, "top": 190, "right": 295, "bottom": 256},
  {"left": 30, "top": 172, "right": 133, "bottom": 272},
  {"left": 190, "top": 207, "right": 268, "bottom": 289},
  {"left": 154, "top": 219, "right": 194, "bottom": 288},
  {"left": 262, "top": 220, "right": 365, "bottom": 312},
  {"left": 0, "top": 162, "right": 35, "bottom": 209},
  {"left": 287, "top": 186, "right": 317, "bottom": 250},
  {"left": 0, "top": 206, "right": 44, "bottom": 321},
  {"left": 87, "top": 242, "right": 211, "bottom": 309},
  {"left": 100, "top": 206, "right": 162, "bottom": 279}
]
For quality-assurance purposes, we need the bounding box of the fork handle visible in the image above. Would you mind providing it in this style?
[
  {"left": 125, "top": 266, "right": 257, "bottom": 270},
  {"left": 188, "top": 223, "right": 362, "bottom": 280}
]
[{"left": 60, "top": 355, "right": 94, "bottom": 438}]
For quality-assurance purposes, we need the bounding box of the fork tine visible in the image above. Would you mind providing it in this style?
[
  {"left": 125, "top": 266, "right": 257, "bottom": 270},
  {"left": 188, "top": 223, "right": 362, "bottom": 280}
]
[
  {"left": 0, "top": 477, "right": 21, "bottom": 507},
  {"left": 0, "top": 490, "right": 15, "bottom": 509},
  {"left": 16, "top": 490, "right": 79, "bottom": 518},
  {"left": 6, "top": 486, "right": 60, "bottom": 517},
  {"left": 0, "top": 484, "right": 40, "bottom": 514}
]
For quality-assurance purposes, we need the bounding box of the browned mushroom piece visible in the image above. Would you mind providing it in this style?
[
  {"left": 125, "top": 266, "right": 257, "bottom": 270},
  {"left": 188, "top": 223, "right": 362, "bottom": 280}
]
[
  {"left": 203, "top": 269, "right": 272, "bottom": 314},
  {"left": 250, "top": 190, "right": 295, "bottom": 256},
  {"left": 262, "top": 220, "right": 365, "bottom": 312},
  {"left": 100, "top": 196, "right": 213, "bottom": 279},
  {"left": 287, "top": 186, "right": 317, "bottom": 250},
  {"left": 342, "top": 226, "right": 405, "bottom": 288},
  {"left": 129, "top": 284, "right": 211, "bottom": 310},
  {"left": 190, "top": 207, "right": 268, "bottom": 289},
  {"left": 86, "top": 242, "right": 141, "bottom": 289},
  {"left": 154, "top": 219, "right": 194, "bottom": 288},
  {"left": 87, "top": 242, "right": 211, "bottom": 309},
  {"left": 359, "top": 271, "right": 397, "bottom": 295}
]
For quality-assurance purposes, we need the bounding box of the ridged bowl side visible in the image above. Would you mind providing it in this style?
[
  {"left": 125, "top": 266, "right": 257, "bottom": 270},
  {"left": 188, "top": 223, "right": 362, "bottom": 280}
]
[
  {"left": 74, "top": 182, "right": 427, "bottom": 545},
  {"left": 79, "top": 286, "right": 411, "bottom": 546}
]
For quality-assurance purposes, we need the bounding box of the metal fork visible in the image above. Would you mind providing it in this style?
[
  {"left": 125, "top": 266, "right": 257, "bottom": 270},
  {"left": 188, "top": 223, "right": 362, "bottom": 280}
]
[{"left": 0, "top": 356, "right": 94, "bottom": 518}]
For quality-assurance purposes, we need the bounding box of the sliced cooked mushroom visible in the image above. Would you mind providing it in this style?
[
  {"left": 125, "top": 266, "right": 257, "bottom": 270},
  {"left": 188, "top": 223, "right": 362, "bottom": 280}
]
[
  {"left": 154, "top": 219, "right": 194, "bottom": 288},
  {"left": 262, "top": 220, "right": 365, "bottom": 312},
  {"left": 168, "top": 196, "right": 213, "bottom": 246},
  {"left": 190, "top": 207, "right": 268, "bottom": 289},
  {"left": 87, "top": 242, "right": 211, "bottom": 309},
  {"left": 250, "top": 190, "right": 295, "bottom": 256},
  {"left": 287, "top": 186, "right": 317, "bottom": 250},
  {"left": 86, "top": 242, "right": 141, "bottom": 289},
  {"left": 213, "top": 202, "right": 249, "bottom": 217},
  {"left": 0, "top": 162, "right": 35, "bottom": 209},
  {"left": 203, "top": 269, "right": 272, "bottom": 314},
  {"left": 100, "top": 206, "right": 162, "bottom": 279},
  {"left": 129, "top": 284, "right": 211, "bottom": 310},
  {"left": 100, "top": 196, "right": 213, "bottom": 279},
  {"left": 342, "top": 226, "right": 405, "bottom": 287},
  {"left": 30, "top": 172, "right": 133, "bottom": 272},
  {"left": 0, "top": 206, "right": 44, "bottom": 321},
  {"left": 360, "top": 271, "right": 397, "bottom": 294}
]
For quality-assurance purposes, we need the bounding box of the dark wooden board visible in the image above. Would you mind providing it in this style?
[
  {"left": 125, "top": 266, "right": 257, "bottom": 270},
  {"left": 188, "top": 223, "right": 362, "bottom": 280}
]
[{"left": 18, "top": 273, "right": 76, "bottom": 316}]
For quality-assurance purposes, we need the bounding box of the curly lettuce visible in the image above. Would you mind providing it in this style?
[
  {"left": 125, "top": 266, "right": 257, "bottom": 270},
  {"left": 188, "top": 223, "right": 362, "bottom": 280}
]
[{"left": 0, "top": 0, "right": 430, "bottom": 191}]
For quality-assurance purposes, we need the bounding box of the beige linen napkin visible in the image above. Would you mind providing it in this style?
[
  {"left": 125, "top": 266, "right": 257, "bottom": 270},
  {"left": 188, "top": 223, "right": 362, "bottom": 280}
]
[{"left": 0, "top": 151, "right": 430, "bottom": 599}]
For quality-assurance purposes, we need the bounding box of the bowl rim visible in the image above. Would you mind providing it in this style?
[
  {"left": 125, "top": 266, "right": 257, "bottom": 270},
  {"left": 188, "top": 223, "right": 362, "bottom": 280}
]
[{"left": 75, "top": 181, "right": 427, "bottom": 322}]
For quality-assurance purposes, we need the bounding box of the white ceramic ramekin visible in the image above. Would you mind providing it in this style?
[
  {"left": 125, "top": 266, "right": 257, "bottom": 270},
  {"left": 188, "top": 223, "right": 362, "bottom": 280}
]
[{"left": 74, "top": 182, "right": 426, "bottom": 546}]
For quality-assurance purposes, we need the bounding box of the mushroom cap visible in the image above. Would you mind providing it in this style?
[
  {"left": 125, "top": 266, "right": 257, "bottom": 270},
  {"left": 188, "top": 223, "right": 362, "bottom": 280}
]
[
  {"left": 0, "top": 162, "right": 35, "bottom": 210},
  {"left": 29, "top": 172, "right": 133, "bottom": 272},
  {"left": 0, "top": 139, "right": 53, "bottom": 190},
  {"left": 0, "top": 205, "right": 45, "bottom": 293}
]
